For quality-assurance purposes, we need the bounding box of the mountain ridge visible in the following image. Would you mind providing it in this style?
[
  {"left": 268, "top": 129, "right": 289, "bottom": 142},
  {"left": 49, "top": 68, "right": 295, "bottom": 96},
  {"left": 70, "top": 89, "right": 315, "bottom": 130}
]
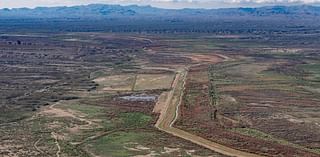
[{"left": 1, "top": 4, "right": 320, "bottom": 19}]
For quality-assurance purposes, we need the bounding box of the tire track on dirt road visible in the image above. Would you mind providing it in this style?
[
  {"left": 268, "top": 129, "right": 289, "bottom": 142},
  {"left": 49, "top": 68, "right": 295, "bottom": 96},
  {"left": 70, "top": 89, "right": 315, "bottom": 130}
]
[
  {"left": 154, "top": 65, "right": 263, "bottom": 157},
  {"left": 51, "top": 132, "right": 61, "bottom": 157}
]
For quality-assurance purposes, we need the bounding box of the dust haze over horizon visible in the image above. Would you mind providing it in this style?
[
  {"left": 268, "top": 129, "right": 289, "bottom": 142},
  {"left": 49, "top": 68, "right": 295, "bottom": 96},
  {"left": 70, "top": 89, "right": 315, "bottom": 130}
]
[{"left": 1, "top": 0, "right": 320, "bottom": 9}]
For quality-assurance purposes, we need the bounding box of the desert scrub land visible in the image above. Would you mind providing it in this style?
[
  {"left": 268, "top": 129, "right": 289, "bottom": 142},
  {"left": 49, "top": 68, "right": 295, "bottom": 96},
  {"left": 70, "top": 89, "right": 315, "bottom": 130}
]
[
  {"left": 0, "top": 33, "right": 227, "bottom": 157},
  {"left": 1, "top": 32, "right": 320, "bottom": 157},
  {"left": 175, "top": 33, "right": 320, "bottom": 157}
]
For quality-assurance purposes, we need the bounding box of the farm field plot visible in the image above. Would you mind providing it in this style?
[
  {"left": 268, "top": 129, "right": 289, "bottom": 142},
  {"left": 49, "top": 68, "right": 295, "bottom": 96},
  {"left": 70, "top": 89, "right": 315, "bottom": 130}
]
[
  {"left": 94, "top": 73, "right": 176, "bottom": 91},
  {"left": 134, "top": 74, "right": 176, "bottom": 91},
  {"left": 94, "top": 74, "right": 136, "bottom": 91}
]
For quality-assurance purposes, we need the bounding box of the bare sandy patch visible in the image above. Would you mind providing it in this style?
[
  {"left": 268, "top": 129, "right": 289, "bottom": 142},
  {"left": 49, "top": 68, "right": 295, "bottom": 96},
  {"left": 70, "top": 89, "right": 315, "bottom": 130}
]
[
  {"left": 39, "top": 101, "right": 95, "bottom": 134},
  {"left": 136, "top": 145, "right": 151, "bottom": 151},
  {"left": 162, "top": 147, "right": 180, "bottom": 154},
  {"left": 41, "top": 106, "right": 76, "bottom": 118},
  {"left": 133, "top": 151, "right": 159, "bottom": 157},
  {"left": 153, "top": 92, "right": 169, "bottom": 114},
  {"left": 186, "top": 54, "right": 223, "bottom": 64},
  {"left": 221, "top": 95, "right": 237, "bottom": 103}
]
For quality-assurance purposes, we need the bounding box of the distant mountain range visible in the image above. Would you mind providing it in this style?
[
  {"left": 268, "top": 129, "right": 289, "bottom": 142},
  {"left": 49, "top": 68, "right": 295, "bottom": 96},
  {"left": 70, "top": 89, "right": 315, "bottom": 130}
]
[
  {"left": 1, "top": 4, "right": 320, "bottom": 19},
  {"left": 1, "top": 4, "right": 320, "bottom": 33}
]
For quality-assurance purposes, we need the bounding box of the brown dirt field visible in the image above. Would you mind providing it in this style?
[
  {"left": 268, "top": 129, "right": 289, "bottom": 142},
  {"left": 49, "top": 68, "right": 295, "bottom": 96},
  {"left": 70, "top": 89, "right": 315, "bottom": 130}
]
[
  {"left": 226, "top": 88, "right": 320, "bottom": 150},
  {"left": 175, "top": 65, "right": 320, "bottom": 157},
  {"left": 94, "top": 74, "right": 135, "bottom": 91},
  {"left": 153, "top": 92, "right": 169, "bottom": 114},
  {"left": 186, "top": 54, "right": 224, "bottom": 64},
  {"left": 134, "top": 74, "right": 175, "bottom": 91},
  {"left": 40, "top": 101, "right": 79, "bottom": 118},
  {"left": 92, "top": 96, "right": 157, "bottom": 115}
]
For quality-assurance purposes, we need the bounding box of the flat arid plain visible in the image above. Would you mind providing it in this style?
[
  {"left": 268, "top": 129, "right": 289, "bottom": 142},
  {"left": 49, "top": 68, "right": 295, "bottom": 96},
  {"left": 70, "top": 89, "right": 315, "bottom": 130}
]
[{"left": 0, "top": 31, "right": 319, "bottom": 157}]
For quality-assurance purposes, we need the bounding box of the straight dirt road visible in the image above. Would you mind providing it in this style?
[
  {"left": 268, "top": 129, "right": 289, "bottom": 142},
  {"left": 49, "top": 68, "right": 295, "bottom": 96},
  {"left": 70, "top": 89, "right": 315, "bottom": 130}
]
[{"left": 154, "top": 66, "right": 263, "bottom": 157}]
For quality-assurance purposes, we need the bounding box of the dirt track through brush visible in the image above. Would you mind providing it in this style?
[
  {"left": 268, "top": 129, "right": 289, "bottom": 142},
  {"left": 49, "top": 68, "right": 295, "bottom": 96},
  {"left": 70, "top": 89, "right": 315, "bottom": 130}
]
[{"left": 154, "top": 58, "right": 264, "bottom": 157}]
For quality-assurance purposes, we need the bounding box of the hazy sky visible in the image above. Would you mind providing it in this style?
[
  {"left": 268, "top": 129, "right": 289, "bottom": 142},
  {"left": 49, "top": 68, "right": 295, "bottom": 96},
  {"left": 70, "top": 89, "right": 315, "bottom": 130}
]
[{"left": 1, "top": 0, "right": 320, "bottom": 9}]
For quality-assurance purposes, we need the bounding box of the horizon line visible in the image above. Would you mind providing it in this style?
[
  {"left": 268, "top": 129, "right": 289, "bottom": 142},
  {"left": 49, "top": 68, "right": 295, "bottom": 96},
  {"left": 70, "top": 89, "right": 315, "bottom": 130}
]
[{"left": 1, "top": 2, "right": 320, "bottom": 10}]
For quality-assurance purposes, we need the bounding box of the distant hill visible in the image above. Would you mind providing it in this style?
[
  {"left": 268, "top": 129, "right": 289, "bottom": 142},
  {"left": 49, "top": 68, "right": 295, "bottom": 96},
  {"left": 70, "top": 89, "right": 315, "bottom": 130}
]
[{"left": 1, "top": 4, "right": 320, "bottom": 19}]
